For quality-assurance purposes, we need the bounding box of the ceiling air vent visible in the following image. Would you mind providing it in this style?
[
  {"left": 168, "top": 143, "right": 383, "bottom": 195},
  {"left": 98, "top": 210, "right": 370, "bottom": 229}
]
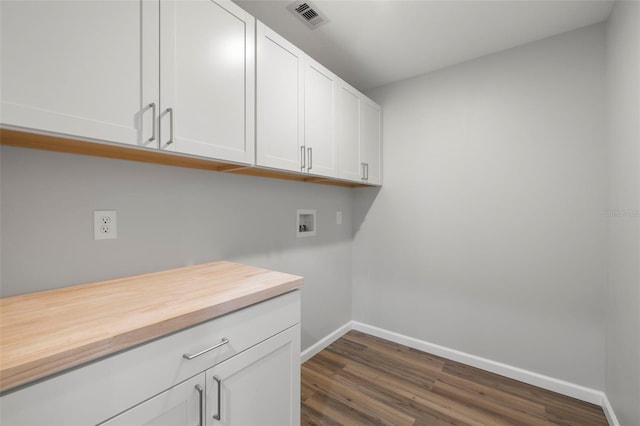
[{"left": 286, "top": 0, "right": 328, "bottom": 30}]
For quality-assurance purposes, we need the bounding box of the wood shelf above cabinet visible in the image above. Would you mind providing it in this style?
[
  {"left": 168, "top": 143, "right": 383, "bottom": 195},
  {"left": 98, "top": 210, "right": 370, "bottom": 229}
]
[{"left": 0, "top": 128, "right": 370, "bottom": 188}]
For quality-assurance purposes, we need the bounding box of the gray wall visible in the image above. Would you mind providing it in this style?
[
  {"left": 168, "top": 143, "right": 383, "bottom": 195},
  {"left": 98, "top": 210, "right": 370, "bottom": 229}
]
[
  {"left": 0, "top": 146, "right": 354, "bottom": 351},
  {"left": 356, "top": 24, "right": 608, "bottom": 390},
  {"left": 605, "top": 1, "right": 640, "bottom": 424}
]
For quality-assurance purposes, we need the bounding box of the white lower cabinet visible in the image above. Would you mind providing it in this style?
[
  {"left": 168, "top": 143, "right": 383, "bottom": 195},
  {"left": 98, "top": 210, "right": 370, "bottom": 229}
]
[
  {"left": 102, "top": 325, "right": 300, "bottom": 426},
  {"left": 206, "top": 325, "right": 300, "bottom": 426},
  {"left": 101, "top": 374, "right": 206, "bottom": 426},
  {"left": 0, "top": 291, "right": 301, "bottom": 426}
]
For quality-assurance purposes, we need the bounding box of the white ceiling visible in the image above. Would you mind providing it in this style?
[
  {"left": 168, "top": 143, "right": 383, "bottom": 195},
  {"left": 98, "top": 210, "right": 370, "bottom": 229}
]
[{"left": 234, "top": 0, "right": 614, "bottom": 91}]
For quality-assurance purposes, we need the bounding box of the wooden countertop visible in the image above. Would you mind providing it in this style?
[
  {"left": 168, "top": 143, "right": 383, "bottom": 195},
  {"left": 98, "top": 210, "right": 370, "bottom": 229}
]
[{"left": 0, "top": 261, "right": 303, "bottom": 393}]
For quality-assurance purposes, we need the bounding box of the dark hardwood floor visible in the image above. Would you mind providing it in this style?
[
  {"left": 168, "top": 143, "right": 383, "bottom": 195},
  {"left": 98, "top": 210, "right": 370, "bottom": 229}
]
[{"left": 301, "top": 330, "right": 608, "bottom": 426}]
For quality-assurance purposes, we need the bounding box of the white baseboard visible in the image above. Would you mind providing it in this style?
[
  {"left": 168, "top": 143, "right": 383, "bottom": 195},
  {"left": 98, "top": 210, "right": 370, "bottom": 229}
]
[
  {"left": 301, "top": 320, "right": 618, "bottom": 421},
  {"left": 351, "top": 321, "right": 604, "bottom": 405},
  {"left": 300, "top": 321, "right": 351, "bottom": 363},
  {"left": 601, "top": 393, "right": 621, "bottom": 426}
]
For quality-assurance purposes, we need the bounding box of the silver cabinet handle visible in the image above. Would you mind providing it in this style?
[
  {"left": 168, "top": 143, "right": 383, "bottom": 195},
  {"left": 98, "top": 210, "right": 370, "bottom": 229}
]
[
  {"left": 195, "top": 384, "right": 204, "bottom": 426},
  {"left": 212, "top": 375, "right": 222, "bottom": 421},
  {"left": 147, "top": 102, "right": 156, "bottom": 145},
  {"left": 307, "top": 147, "right": 312, "bottom": 171},
  {"left": 182, "top": 338, "right": 229, "bottom": 360},
  {"left": 365, "top": 163, "right": 369, "bottom": 181},
  {"left": 361, "top": 162, "right": 366, "bottom": 180},
  {"left": 300, "top": 146, "right": 306, "bottom": 171},
  {"left": 163, "top": 107, "right": 174, "bottom": 148}
]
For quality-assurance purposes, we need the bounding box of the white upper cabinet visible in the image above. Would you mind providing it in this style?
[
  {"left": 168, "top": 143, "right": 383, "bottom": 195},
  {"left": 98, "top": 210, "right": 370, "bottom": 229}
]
[
  {"left": 256, "top": 22, "right": 340, "bottom": 178},
  {"left": 160, "top": 0, "right": 255, "bottom": 163},
  {"left": 337, "top": 80, "right": 383, "bottom": 185},
  {"left": 256, "top": 22, "right": 305, "bottom": 172},
  {"left": 361, "top": 97, "right": 382, "bottom": 185},
  {"left": 1, "top": 1, "right": 381, "bottom": 185},
  {"left": 1, "top": 0, "right": 255, "bottom": 164},
  {"left": 303, "top": 58, "right": 338, "bottom": 178},
  {"left": 337, "top": 81, "right": 363, "bottom": 182},
  {"left": 0, "top": 0, "right": 159, "bottom": 147}
]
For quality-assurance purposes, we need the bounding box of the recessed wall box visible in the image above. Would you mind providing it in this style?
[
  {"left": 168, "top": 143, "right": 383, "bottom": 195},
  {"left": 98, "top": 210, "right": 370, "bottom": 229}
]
[{"left": 297, "top": 209, "right": 316, "bottom": 237}]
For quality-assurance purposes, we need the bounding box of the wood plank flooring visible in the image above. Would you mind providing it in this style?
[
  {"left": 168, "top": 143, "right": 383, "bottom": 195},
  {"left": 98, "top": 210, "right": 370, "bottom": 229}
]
[{"left": 301, "top": 330, "right": 608, "bottom": 426}]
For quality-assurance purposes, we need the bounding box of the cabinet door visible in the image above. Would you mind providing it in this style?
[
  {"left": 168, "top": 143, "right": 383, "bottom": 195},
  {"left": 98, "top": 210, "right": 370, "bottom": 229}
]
[
  {"left": 304, "top": 58, "right": 338, "bottom": 178},
  {"left": 160, "top": 0, "right": 255, "bottom": 163},
  {"left": 206, "top": 325, "right": 300, "bottom": 426},
  {"left": 101, "top": 374, "right": 205, "bottom": 426},
  {"left": 337, "top": 81, "right": 363, "bottom": 182},
  {"left": 256, "top": 22, "right": 305, "bottom": 172},
  {"left": 361, "top": 98, "right": 383, "bottom": 185},
  {"left": 0, "top": 0, "right": 158, "bottom": 147}
]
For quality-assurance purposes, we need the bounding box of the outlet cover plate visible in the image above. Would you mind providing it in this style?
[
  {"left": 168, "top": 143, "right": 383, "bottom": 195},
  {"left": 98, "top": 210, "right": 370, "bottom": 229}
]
[{"left": 94, "top": 210, "right": 117, "bottom": 240}]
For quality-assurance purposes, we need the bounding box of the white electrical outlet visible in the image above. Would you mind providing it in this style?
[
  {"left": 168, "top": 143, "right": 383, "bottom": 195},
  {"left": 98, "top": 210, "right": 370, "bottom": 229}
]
[{"left": 94, "top": 210, "right": 117, "bottom": 240}]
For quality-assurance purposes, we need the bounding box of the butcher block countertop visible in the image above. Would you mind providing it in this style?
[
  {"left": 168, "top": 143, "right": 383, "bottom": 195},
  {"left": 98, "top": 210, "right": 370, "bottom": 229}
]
[{"left": 0, "top": 261, "right": 303, "bottom": 393}]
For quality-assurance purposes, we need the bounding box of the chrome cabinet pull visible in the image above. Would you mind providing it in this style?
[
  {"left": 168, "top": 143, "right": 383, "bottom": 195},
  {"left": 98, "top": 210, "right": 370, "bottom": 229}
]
[
  {"left": 300, "top": 146, "right": 306, "bottom": 171},
  {"left": 147, "top": 102, "right": 156, "bottom": 145},
  {"left": 195, "top": 384, "right": 204, "bottom": 426},
  {"left": 365, "top": 163, "right": 369, "bottom": 181},
  {"left": 182, "top": 338, "right": 229, "bottom": 360},
  {"left": 307, "top": 147, "right": 312, "bottom": 171},
  {"left": 212, "top": 375, "right": 222, "bottom": 421},
  {"left": 361, "top": 162, "right": 366, "bottom": 180},
  {"left": 163, "top": 107, "right": 174, "bottom": 148}
]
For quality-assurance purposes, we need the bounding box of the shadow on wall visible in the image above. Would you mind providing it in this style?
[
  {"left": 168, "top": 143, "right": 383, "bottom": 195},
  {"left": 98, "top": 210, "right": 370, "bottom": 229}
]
[{"left": 352, "top": 186, "right": 382, "bottom": 237}]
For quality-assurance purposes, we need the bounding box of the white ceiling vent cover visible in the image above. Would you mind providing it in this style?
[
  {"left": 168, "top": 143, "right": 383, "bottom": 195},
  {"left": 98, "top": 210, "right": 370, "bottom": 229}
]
[{"left": 286, "top": 0, "right": 328, "bottom": 30}]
